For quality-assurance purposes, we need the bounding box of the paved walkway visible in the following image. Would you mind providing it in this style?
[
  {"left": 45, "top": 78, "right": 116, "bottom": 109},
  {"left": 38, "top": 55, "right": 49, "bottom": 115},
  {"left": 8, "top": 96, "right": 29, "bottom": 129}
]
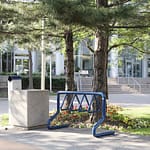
[
  {"left": 0, "top": 139, "right": 41, "bottom": 150},
  {"left": 0, "top": 127, "right": 150, "bottom": 150},
  {"left": 0, "top": 94, "right": 150, "bottom": 149}
]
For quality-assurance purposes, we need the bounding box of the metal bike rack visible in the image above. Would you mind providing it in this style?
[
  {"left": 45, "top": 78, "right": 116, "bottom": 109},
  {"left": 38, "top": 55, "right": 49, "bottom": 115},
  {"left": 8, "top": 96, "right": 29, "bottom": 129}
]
[{"left": 47, "top": 91, "right": 115, "bottom": 137}]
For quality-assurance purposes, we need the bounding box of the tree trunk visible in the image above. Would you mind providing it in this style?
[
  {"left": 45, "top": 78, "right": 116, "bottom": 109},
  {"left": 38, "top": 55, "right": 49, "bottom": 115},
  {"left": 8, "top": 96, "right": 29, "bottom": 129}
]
[
  {"left": 90, "top": 0, "right": 109, "bottom": 123},
  {"left": 64, "top": 28, "right": 75, "bottom": 109},
  {"left": 28, "top": 50, "right": 33, "bottom": 89},
  {"left": 96, "top": 0, "right": 107, "bottom": 7},
  {"left": 91, "top": 29, "right": 109, "bottom": 122}
]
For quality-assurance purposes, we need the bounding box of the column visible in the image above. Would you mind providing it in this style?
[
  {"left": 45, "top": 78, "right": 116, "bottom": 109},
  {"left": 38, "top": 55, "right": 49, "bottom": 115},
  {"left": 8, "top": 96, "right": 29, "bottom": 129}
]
[
  {"left": 110, "top": 49, "right": 118, "bottom": 78},
  {"left": 0, "top": 52, "right": 2, "bottom": 72},
  {"left": 142, "top": 55, "right": 147, "bottom": 78},
  {"left": 55, "top": 51, "right": 64, "bottom": 75},
  {"left": 32, "top": 51, "right": 36, "bottom": 73}
]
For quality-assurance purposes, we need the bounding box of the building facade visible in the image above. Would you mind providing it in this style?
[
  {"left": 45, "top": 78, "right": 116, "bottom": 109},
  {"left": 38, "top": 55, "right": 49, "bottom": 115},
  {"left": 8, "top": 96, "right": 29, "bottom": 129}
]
[
  {"left": 0, "top": 47, "right": 64, "bottom": 76},
  {"left": 1, "top": 41, "right": 150, "bottom": 78},
  {"left": 75, "top": 41, "right": 150, "bottom": 78}
]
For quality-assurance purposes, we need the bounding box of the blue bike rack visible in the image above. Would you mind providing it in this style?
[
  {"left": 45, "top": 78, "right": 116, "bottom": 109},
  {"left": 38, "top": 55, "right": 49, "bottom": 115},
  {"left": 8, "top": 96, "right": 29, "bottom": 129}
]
[{"left": 47, "top": 91, "right": 115, "bottom": 137}]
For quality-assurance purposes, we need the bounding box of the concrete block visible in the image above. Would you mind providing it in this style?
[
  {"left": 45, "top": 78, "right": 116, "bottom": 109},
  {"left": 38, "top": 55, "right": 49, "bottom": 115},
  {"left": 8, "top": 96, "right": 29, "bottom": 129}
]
[{"left": 9, "top": 89, "right": 49, "bottom": 129}]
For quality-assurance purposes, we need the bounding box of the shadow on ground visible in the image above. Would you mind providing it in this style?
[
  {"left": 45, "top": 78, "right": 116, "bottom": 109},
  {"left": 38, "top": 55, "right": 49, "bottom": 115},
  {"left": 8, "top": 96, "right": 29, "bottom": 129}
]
[{"left": 0, "top": 127, "right": 150, "bottom": 150}]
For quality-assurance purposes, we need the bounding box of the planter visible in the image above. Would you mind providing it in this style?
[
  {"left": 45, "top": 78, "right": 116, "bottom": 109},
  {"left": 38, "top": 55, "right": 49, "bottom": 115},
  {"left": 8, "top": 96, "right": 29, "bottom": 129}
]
[{"left": 9, "top": 89, "right": 49, "bottom": 129}]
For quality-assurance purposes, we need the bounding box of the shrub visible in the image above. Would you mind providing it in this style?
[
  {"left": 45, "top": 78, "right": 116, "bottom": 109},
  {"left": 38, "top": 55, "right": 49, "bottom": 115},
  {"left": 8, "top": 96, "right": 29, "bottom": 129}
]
[{"left": 21, "top": 76, "right": 65, "bottom": 91}]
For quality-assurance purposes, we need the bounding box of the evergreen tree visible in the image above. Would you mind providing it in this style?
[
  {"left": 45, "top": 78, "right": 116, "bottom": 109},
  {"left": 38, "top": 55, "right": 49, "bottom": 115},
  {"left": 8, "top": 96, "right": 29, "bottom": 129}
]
[
  {"left": 43, "top": 0, "right": 150, "bottom": 121},
  {"left": 0, "top": 0, "right": 45, "bottom": 88}
]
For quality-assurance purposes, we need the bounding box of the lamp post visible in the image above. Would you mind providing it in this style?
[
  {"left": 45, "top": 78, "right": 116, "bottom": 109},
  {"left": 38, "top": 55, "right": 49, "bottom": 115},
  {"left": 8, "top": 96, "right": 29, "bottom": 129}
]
[
  {"left": 41, "top": 18, "right": 46, "bottom": 90},
  {"left": 49, "top": 55, "right": 52, "bottom": 92},
  {"left": 0, "top": 52, "right": 2, "bottom": 72}
]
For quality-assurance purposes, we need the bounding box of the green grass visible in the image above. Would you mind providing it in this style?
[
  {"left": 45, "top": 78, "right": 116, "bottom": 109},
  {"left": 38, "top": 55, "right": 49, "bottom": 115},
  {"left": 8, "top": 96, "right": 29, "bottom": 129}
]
[
  {"left": 119, "top": 107, "right": 150, "bottom": 120},
  {"left": 122, "top": 128, "right": 150, "bottom": 136},
  {"left": 0, "top": 114, "right": 9, "bottom": 126},
  {"left": 119, "top": 107, "right": 150, "bottom": 135}
]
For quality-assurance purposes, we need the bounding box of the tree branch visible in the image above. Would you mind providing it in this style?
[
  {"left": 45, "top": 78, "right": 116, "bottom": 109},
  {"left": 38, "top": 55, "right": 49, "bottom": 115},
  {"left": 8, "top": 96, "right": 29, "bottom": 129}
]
[
  {"left": 0, "top": 31, "right": 26, "bottom": 35},
  {"left": 82, "top": 40, "right": 94, "bottom": 53},
  {"left": 110, "top": 25, "right": 150, "bottom": 29},
  {"left": 108, "top": 38, "right": 138, "bottom": 52},
  {"left": 128, "top": 45, "right": 150, "bottom": 54},
  {"left": 47, "top": 33, "right": 64, "bottom": 38},
  {"left": 108, "top": 39, "right": 150, "bottom": 54},
  {"left": 72, "top": 26, "right": 86, "bottom": 33},
  {"left": 0, "top": 29, "right": 64, "bottom": 38},
  {"left": 108, "top": 0, "right": 132, "bottom": 7}
]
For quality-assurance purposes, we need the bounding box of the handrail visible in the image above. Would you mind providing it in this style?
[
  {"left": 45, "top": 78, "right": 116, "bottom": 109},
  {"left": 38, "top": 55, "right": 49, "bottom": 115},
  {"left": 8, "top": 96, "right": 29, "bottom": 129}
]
[
  {"left": 117, "top": 77, "right": 141, "bottom": 93},
  {"left": 131, "top": 77, "right": 141, "bottom": 93}
]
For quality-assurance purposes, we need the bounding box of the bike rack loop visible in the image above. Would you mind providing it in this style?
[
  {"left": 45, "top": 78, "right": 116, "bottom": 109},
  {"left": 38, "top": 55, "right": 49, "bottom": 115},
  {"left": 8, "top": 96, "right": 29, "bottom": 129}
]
[{"left": 47, "top": 91, "right": 115, "bottom": 137}]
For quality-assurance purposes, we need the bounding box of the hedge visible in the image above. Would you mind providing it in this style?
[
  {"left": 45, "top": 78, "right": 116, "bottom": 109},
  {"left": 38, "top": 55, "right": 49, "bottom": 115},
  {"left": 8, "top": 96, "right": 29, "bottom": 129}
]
[{"left": 22, "top": 76, "right": 65, "bottom": 92}]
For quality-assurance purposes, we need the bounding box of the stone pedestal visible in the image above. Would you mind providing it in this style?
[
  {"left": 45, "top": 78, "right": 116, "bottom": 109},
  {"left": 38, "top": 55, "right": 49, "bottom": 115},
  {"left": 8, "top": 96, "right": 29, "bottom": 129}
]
[{"left": 9, "top": 89, "right": 49, "bottom": 129}]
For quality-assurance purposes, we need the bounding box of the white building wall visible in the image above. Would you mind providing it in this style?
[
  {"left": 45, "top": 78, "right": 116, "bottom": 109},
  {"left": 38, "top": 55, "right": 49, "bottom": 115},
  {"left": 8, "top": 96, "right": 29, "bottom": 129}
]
[
  {"left": 55, "top": 51, "right": 64, "bottom": 75},
  {"left": 142, "top": 55, "right": 147, "bottom": 78},
  {"left": 110, "top": 49, "right": 118, "bottom": 78},
  {"left": 77, "top": 43, "right": 82, "bottom": 70},
  {"left": 32, "top": 51, "right": 37, "bottom": 73}
]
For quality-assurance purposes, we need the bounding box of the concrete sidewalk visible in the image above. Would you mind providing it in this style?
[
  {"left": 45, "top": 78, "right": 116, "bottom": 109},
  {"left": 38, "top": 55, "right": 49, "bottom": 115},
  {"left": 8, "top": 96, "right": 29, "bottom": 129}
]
[
  {"left": 0, "top": 94, "right": 150, "bottom": 150},
  {"left": 0, "top": 139, "right": 41, "bottom": 150},
  {"left": 0, "top": 127, "right": 150, "bottom": 150}
]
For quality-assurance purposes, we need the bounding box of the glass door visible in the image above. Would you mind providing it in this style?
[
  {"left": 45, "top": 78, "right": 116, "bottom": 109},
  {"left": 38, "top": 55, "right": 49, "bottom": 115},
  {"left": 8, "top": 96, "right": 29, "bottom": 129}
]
[
  {"left": 125, "top": 61, "right": 132, "bottom": 77},
  {"left": 133, "top": 62, "right": 142, "bottom": 77}
]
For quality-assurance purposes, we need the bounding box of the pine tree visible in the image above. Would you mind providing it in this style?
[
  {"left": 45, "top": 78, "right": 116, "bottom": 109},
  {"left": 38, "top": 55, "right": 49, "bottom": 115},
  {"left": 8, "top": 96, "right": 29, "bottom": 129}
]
[
  {"left": 0, "top": 0, "right": 45, "bottom": 88},
  {"left": 43, "top": 0, "right": 150, "bottom": 121}
]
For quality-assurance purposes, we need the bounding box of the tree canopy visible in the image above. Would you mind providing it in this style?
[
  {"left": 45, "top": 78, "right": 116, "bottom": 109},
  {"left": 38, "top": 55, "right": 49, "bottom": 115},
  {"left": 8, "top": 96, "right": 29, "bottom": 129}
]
[
  {"left": 0, "top": 0, "right": 149, "bottom": 121},
  {"left": 41, "top": 0, "right": 150, "bottom": 121},
  {"left": 43, "top": 0, "right": 149, "bottom": 27}
]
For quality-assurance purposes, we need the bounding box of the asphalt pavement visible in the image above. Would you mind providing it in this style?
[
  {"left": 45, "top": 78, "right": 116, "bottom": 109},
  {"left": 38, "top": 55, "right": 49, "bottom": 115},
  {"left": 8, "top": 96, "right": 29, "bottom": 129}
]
[{"left": 1, "top": 94, "right": 150, "bottom": 115}]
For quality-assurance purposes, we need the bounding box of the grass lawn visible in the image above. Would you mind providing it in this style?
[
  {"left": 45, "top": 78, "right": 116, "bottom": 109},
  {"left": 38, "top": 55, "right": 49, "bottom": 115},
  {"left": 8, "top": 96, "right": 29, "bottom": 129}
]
[
  {"left": 119, "top": 107, "right": 150, "bottom": 120},
  {"left": 119, "top": 106, "right": 150, "bottom": 135},
  {"left": 0, "top": 114, "right": 9, "bottom": 126},
  {"left": 123, "top": 128, "right": 150, "bottom": 135}
]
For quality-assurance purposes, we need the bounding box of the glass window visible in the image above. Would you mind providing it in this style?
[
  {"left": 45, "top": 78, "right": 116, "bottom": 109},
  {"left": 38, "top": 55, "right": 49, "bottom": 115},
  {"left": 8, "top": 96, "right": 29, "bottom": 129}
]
[{"left": 147, "top": 58, "right": 150, "bottom": 68}]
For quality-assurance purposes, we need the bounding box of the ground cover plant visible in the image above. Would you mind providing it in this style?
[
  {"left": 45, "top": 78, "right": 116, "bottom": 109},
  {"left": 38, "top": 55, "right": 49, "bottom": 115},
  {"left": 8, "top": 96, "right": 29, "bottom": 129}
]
[
  {"left": 117, "top": 107, "right": 150, "bottom": 135},
  {"left": 49, "top": 105, "right": 150, "bottom": 135},
  {"left": 0, "top": 105, "right": 149, "bottom": 135}
]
